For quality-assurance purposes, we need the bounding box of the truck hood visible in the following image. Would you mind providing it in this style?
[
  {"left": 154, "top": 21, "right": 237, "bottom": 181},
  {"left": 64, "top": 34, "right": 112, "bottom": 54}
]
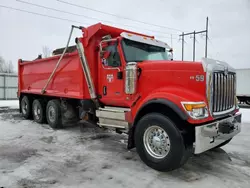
[
  {"left": 136, "top": 60, "right": 206, "bottom": 101},
  {"left": 137, "top": 60, "right": 204, "bottom": 72}
]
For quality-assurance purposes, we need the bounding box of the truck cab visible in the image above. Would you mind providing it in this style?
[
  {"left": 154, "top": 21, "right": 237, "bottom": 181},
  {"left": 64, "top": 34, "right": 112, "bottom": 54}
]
[{"left": 97, "top": 32, "right": 173, "bottom": 107}]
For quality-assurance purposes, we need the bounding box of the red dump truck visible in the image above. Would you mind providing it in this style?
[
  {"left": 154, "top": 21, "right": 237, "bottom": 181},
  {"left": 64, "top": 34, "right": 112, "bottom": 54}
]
[{"left": 18, "top": 23, "right": 242, "bottom": 171}]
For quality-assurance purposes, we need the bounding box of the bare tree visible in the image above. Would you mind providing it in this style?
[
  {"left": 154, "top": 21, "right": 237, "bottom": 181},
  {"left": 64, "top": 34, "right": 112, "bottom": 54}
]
[
  {"left": 0, "top": 56, "right": 15, "bottom": 73},
  {"left": 0, "top": 56, "right": 5, "bottom": 72},
  {"left": 6, "top": 61, "right": 14, "bottom": 73},
  {"left": 42, "top": 46, "right": 52, "bottom": 58}
]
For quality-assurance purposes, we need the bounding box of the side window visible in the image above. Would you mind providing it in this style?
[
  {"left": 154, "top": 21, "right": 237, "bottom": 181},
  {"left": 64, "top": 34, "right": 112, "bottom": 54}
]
[{"left": 103, "top": 44, "right": 121, "bottom": 67}]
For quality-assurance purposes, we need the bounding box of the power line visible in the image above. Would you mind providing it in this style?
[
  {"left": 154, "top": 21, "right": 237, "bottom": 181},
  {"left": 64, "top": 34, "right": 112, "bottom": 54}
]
[
  {"left": 179, "top": 17, "right": 209, "bottom": 61},
  {"left": 57, "top": 0, "right": 184, "bottom": 32},
  {"left": 16, "top": 0, "right": 177, "bottom": 37},
  {"left": 0, "top": 5, "right": 84, "bottom": 24},
  {"left": 156, "top": 35, "right": 177, "bottom": 39},
  {"left": 16, "top": 0, "right": 91, "bottom": 22},
  {"left": 208, "top": 38, "right": 220, "bottom": 58},
  {"left": 0, "top": 4, "right": 176, "bottom": 40}
]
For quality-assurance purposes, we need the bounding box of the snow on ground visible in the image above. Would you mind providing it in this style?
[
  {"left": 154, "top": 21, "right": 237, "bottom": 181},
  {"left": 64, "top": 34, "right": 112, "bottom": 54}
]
[
  {"left": 0, "top": 103, "right": 250, "bottom": 188},
  {"left": 0, "top": 100, "right": 19, "bottom": 109},
  {"left": 240, "top": 108, "right": 250, "bottom": 123}
]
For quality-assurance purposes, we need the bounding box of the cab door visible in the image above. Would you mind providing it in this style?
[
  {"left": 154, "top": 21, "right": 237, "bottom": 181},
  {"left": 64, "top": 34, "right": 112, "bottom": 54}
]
[{"left": 98, "top": 41, "right": 128, "bottom": 107}]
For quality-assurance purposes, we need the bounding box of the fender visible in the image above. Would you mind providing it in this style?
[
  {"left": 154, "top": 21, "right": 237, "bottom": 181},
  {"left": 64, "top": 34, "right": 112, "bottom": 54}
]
[
  {"left": 128, "top": 96, "right": 188, "bottom": 150},
  {"left": 131, "top": 86, "right": 206, "bottom": 122},
  {"left": 135, "top": 98, "right": 188, "bottom": 122},
  {"left": 127, "top": 87, "right": 207, "bottom": 149}
]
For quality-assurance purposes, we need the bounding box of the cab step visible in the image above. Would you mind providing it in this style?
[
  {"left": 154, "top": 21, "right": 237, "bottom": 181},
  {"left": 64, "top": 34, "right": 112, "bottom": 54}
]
[{"left": 96, "top": 106, "right": 131, "bottom": 130}]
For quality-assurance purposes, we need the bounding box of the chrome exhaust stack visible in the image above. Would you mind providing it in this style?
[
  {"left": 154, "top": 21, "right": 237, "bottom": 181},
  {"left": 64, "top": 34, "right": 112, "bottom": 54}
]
[
  {"left": 125, "top": 62, "right": 138, "bottom": 95},
  {"left": 75, "top": 38, "right": 96, "bottom": 99}
]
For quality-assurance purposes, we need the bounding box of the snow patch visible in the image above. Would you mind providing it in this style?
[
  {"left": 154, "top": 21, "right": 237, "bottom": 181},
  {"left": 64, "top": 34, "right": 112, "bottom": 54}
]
[
  {"left": 0, "top": 100, "right": 19, "bottom": 109},
  {"left": 0, "top": 105, "right": 250, "bottom": 187},
  {"left": 240, "top": 108, "right": 250, "bottom": 123}
]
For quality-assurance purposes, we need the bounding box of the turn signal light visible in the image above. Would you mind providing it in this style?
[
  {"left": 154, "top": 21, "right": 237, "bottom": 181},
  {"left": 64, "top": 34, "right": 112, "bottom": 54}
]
[
  {"left": 181, "top": 102, "right": 209, "bottom": 120},
  {"left": 183, "top": 103, "right": 206, "bottom": 111}
]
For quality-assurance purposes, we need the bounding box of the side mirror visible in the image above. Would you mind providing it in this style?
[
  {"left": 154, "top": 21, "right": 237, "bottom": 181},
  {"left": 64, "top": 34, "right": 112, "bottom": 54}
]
[
  {"left": 100, "top": 39, "right": 118, "bottom": 53},
  {"left": 168, "top": 48, "right": 173, "bottom": 61}
]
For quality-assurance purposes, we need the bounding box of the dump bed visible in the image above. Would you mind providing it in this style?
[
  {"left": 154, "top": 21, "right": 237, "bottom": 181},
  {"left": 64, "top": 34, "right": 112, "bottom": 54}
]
[
  {"left": 18, "top": 23, "right": 154, "bottom": 101},
  {"left": 18, "top": 51, "right": 89, "bottom": 99}
]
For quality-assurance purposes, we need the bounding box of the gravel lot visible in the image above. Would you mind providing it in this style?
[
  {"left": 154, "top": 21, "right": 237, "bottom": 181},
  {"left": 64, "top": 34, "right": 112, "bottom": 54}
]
[{"left": 0, "top": 102, "right": 250, "bottom": 188}]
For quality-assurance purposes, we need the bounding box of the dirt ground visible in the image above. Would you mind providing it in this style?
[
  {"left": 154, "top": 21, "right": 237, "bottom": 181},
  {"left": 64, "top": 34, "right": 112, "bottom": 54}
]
[{"left": 0, "top": 107, "right": 250, "bottom": 188}]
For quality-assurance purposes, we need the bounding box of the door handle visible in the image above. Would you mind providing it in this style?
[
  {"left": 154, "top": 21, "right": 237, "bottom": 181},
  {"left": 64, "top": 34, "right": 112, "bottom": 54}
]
[{"left": 103, "top": 86, "right": 107, "bottom": 95}]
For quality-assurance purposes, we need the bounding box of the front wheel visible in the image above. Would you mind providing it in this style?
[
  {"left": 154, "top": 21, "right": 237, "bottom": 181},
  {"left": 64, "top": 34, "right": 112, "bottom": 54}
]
[{"left": 135, "top": 113, "right": 188, "bottom": 171}]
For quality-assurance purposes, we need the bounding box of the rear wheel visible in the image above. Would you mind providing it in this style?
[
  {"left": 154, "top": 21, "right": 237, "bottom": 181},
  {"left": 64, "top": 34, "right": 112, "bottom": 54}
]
[
  {"left": 46, "top": 100, "right": 62, "bottom": 129},
  {"left": 21, "top": 96, "right": 31, "bottom": 119},
  {"left": 135, "top": 113, "right": 189, "bottom": 171},
  {"left": 32, "top": 99, "right": 46, "bottom": 124}
]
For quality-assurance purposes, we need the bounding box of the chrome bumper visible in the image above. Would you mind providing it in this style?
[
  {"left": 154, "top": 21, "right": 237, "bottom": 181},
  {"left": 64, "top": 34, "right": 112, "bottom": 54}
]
[{"left": 194, "top": 112, "right": 241, "bottom": 154}]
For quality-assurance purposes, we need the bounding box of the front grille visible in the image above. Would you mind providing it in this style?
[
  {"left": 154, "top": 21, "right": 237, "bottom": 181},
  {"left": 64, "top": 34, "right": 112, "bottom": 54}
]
[{"left": 212, "top": 72, "right": 236, "bottom": 113}]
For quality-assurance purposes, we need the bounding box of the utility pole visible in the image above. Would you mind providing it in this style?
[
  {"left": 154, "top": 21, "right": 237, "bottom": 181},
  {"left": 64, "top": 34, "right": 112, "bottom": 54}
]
[
  {"left": 205, "top": 16, "right": 208, "bottom": 58},
  {"left": 193, "top": 31, "right": 196, "bottom": 61},
  {"left": 179, "top": 17, "right": 209, "bottom": 61},
  {"left": 181, "top": 32, "right": 184, "bottom": 61}
]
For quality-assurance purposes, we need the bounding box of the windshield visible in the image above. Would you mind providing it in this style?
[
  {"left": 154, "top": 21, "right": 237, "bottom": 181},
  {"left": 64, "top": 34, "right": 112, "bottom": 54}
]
[{"left": 121, "top": 38, "right": 171, "bottom": 62}]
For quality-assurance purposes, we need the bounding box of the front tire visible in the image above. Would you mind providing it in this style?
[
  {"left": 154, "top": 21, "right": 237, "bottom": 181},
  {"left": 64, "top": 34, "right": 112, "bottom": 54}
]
[
  {"left": 46, "top": 100, "right": 62, "bottom": 129},
  {"left": 135, "top": 113, "right": 188, "bottom": 171},
  {"left": 32, "top": 99, "right": 46, "bottom": 124}
]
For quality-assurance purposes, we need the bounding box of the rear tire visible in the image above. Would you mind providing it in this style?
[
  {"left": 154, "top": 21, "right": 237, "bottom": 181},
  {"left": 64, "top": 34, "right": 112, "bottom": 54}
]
[
  {"left": 135, "top": 113, "right": 188, "bottom": 171},
  {"left": 21, "top": 96, "right": 31, "bottom": 119},
  {"left": 46, "top": 100, "right": 62, "bottom": 129},
  {"left": 32, "top": 99, "right": 46, "bottom": 124}
]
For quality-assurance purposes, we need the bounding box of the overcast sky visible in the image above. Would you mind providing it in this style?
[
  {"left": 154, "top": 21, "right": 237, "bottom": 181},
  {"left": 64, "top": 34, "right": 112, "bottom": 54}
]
[{"left": 0, "top": 0, "right": 250, "bottom": 71}]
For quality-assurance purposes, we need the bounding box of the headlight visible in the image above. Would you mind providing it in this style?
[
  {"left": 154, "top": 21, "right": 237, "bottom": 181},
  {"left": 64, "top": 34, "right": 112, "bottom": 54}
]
[{"left": 181, "top": 102, "right": 209, "bottom": 119}]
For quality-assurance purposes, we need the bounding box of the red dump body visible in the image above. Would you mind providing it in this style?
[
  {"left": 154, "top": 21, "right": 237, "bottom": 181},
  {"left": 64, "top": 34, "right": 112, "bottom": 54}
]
[
  {"left": 18, "top": 23, "right": 152, "bottom": 99},
  {"left": 18, "top": 52, "right": 87, "bottom": 99}
]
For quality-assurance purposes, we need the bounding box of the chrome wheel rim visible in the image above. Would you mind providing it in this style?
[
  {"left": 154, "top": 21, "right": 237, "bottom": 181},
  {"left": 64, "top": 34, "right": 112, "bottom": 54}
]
[
  {"left": 33, "top": 103, "right": 41, "bottom": 120},
  {"left": 48, "top": 106, "right": 56, "bottom": 122},
  {"left": 21, "top": 100, "right": 28, "bottom": 114},
  {"left": 143, "top": 125, "right": 171, "bottom": 159}
]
